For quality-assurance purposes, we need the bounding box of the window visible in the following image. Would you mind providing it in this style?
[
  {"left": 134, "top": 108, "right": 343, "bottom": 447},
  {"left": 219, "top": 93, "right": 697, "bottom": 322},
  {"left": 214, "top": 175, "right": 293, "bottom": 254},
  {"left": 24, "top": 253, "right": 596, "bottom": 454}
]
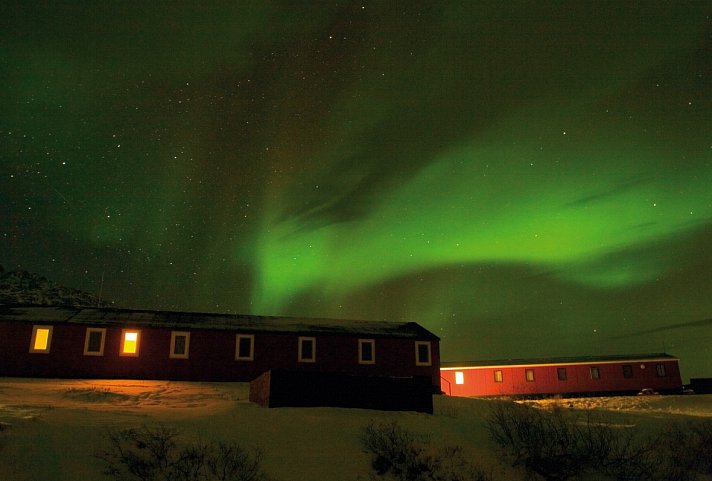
[
  {"left": 590, "top": 366, "right": 600, "bottom": 379},
  {"left": 120, "top": 329, "right": 141, "bottom": 356},
  {"left": 83, "top": 328, "right": 106, "bottom": 356},
  {"left": 29, "top": 325, "right": 53, "bottom": 353},
  {"left": 656, "top": 363, "right": 666, "bottom": 377},
  {"left": 358, "top": 339, "right": 375, "bottom": 364},
  {"left": 455, "top": 371, "right": 464, "bottom": 385},
  {"left": 170, "top": 331, "right": 190, "bottom": 359},
  {"left": 235, "top": 334, "right": 254, "bottom": 361},
  {"left": 494, "top": 370, "right": 503, "bottom": 383},
  {"left": 622, "top": 365, "right": 633, "bottom": 379},
  {"left": 298, "top": 336, "right": 316, "bottom": 363},
  {"left": 557, "top": 367, "right": 567, "bottom": 381},
  {"left": 415, "top": 341, "right": 432, "bottom": 366},
  {"left": 525, "top": 369, "right": 535, "bottom": 382}
]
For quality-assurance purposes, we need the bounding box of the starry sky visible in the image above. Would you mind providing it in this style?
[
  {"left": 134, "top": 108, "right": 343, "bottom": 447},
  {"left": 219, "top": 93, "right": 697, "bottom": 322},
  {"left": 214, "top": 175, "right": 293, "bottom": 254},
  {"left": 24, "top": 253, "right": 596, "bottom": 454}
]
[{"left": 2, "top": 2, "right": 711, "bottom": 379}]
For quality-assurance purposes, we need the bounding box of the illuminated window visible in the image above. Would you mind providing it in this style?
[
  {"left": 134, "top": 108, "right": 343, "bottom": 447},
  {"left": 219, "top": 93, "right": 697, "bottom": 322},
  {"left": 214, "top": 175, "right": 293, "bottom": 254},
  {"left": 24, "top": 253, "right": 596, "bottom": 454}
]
[
  {"left": 415, "top": 341, "right": 431, "bottom": 366},
  {"left": 170, "top": 331, "right": 190, "bottom": 359},
  {"left": 235, "top": 334, "right": 254, "bottom": 361},
  {"left": 455, "top": 371, "right": 464, "bottom": 385},
  {"left": 557, "top": 368, "right": 567, "bottom": 381},
  {"left": 83, "top": 328, "right": 106, "bottom": 356},
  {"left": 525, "top": 369, "right": 535, "bottom": 382},
  {"left": 622, "top": 365, "right": 633, "bottom": 378},
  {"left": 590, "top": 366, "right": 600, "bottom": 379},
  {"left": 358, "top": 339, "right": 375, "bottom": 364},
  {"left": 120, "top": 329, "right": 140, "bottom": 356},
  {"left": 494, "top": 370, "right": 503, "bottom": 383},
  {"left": 656, "top": 363, "right": 666, "bottom": 377},
  {"left": 298, "top": 336, "right": 316, "bottom": 363},
  {"left": 29, "top": 325, "right": 53, "bottom": 353}
]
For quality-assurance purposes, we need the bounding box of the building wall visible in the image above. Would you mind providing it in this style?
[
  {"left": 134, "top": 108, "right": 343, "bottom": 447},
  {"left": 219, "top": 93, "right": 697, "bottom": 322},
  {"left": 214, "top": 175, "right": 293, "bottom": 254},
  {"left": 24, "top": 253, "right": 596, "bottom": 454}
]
[
  {"left": 0, "top": 321, "right": 440, "bottom": 391},
  {"left": 441, "top": 360, "right": 682, "bottom": 397}
]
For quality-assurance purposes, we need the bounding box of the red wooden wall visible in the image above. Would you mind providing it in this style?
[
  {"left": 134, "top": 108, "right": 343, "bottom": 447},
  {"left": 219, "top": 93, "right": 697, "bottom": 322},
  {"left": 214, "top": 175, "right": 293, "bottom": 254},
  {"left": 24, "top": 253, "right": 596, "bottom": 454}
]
[
  {"left": 441, "top": 359, "right": 682, "bottom": 397},
  {"left": 0, "top": 322, "right": 440, "bottom": 391}
]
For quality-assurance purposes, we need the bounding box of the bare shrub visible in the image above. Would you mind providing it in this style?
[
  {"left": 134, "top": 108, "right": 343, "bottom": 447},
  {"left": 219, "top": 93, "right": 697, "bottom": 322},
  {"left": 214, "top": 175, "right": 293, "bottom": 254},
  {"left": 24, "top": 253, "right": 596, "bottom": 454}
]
[
  {"left": 96, "top": 424, "right": 269, "bottom": 481},
  {"left": 360, "top": 421, "right": 491, "bottom": 481},
  {"left": 0, "top": 422, "right": 7, "bottom": 452},
  {"left": 692, "top": 420, "right": 712, "bottom": 474},
  {"left": 651, "top": 420, "right": 712, "bottom": 481},
  {"left": 486, "top": 401, "right": 657, "bottom": 481}
]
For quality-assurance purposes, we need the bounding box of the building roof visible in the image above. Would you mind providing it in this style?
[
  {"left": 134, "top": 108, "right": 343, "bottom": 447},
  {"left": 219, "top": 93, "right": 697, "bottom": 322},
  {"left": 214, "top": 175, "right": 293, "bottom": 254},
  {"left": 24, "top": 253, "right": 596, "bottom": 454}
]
[
  {"left": 440, "top": 353, "right": 678, "bottom": 369},
  {"left": 0, "top": 305, "right": 438, "bottom": 340}
]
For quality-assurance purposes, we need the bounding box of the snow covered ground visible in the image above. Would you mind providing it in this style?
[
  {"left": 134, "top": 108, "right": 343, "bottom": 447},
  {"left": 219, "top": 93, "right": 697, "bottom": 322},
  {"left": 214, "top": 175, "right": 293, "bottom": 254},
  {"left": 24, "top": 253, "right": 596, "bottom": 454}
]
[{"left": 0, "top": 378, "right": 710, "bottom": 480}]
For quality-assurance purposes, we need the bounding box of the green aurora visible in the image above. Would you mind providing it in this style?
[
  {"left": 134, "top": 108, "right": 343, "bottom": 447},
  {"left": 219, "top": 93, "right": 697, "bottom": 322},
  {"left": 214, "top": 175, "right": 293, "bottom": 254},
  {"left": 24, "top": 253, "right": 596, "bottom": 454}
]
[{"left": 2, "top": 2, "right": 711, "bottom": 378}]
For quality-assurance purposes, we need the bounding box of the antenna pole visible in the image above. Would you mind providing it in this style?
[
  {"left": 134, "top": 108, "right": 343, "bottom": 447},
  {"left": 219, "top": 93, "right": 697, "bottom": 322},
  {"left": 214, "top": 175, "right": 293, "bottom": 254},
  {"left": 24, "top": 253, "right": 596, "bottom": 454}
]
[{"left": 98, "top": 270, "right": 105, "bottom": 307}]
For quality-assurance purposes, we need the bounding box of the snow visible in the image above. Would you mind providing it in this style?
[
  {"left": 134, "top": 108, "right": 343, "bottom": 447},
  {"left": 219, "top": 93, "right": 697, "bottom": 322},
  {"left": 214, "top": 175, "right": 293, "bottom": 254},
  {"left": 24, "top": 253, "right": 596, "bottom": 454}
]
[{"left": 0, "top": 378, "right": 711, "bottom": 480}]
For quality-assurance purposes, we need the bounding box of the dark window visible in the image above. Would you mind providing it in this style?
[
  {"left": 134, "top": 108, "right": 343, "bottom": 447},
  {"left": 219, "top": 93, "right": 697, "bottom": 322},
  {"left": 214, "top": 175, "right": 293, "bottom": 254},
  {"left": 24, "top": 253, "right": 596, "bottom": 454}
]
[
  {"left": 361, "top": 342, "right": 373, "bottom": 361},
  {"left": 87, "top": 331, "right": 103, "bottom": 352},
  {"left": 359, "top": 339, "right": 375, "bottom": 364},
  {"left": 557, "top": 367, "right": 567, "bottom": 381},
  {"left": 84, "top": 328, "right": 106, "bottom": 356},
  {"left": 173, "top": 335, "right": 186, "bottom": 355},
  {"left": 656, "top": 363, "right": 666, "bottom": 377},
  {"left": 494, "top": 370, "right": 503, "bottom": 383},
  {"left": 590, "top": 367, "right": 600, "bottom": 379},
  {"left": 169, "top": 331, "right": 190, "bottom": 359},
  {"left": 415, "top": 341, "right": 431, "bottom": 366},
  {"left": 236, "top": 335, "right": 254, "bottom": 361},
  {"left": 525, "top": 369, "right": 535, "bottom": 382},
  {"left": 623, "top": 365, "right": 633, "bottom": 378},
  {"left": 238, "top": 337, "right": 251, "bottom": 356},
  {"left": 298, "top": 337, "right": 316, "bottom": 362}
]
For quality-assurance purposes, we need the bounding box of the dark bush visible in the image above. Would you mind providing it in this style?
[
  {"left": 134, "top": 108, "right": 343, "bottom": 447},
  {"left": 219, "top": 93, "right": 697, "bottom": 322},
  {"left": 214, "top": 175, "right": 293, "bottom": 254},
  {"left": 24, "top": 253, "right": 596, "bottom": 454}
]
[
  {"left": 486, "top": 401, "right": 659, "bottom": 481},
  {"left": 360, "top": 421, "right": 491, "bottom": 481},
  {"left": 96, "top": 424, "right": 269, "bottom": 481},
  {"left": 692, "top": 420, "right": 712, "bottom": 474},
  {"left": 651, "top": 420, "right": 712, "bottom": 481}
]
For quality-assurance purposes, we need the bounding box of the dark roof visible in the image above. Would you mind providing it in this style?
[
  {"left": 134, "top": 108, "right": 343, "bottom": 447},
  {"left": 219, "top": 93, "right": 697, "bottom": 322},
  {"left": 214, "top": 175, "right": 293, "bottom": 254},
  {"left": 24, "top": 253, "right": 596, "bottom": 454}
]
[
  {"left": 441, "top": 353, "right": 678, "bottom": 368},
  {"left": 0, "top": 305, "right": 438, "bottom": 340}
]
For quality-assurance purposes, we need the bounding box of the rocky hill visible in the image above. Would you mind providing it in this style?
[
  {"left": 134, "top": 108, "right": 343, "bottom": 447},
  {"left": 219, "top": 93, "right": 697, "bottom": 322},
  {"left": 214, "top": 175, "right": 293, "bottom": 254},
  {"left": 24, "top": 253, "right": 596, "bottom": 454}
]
[{"left": 0, "top": 265, "right": 111, "bottom": 307}]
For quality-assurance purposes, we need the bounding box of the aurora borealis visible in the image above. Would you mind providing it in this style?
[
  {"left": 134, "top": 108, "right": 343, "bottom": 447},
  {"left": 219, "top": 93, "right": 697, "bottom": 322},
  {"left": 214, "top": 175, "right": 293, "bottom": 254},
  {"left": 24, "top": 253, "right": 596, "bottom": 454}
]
[{"left": 2, "top": 2, "right": 711, "bottom": 378}]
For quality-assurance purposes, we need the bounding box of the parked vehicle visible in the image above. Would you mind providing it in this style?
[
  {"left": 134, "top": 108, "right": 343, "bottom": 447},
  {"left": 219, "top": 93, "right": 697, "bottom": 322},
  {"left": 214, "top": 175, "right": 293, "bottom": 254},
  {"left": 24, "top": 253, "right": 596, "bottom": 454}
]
[{"left": 637, "top": 387, "right": 659, "bottom": 396}]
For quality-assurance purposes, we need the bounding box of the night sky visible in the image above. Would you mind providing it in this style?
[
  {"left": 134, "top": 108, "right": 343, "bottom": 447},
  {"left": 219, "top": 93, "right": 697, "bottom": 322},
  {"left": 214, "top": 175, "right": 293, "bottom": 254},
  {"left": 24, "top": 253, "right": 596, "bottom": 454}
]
[{"left": 2, "top": 2, "right": 711, "bottom": 379}]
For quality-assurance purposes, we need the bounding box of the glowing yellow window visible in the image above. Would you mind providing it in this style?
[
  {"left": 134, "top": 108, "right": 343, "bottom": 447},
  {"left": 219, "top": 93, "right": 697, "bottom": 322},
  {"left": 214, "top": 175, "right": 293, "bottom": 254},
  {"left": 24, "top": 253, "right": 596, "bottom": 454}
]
[
  {"left": 29, "top": 325, "right": 53, "bottom": 353},
  {"left": 120, "top": 329, "right": 140, "bottom": 356},
  {"left": 455, "top": 371, "right": 465, "bottom": 385}
]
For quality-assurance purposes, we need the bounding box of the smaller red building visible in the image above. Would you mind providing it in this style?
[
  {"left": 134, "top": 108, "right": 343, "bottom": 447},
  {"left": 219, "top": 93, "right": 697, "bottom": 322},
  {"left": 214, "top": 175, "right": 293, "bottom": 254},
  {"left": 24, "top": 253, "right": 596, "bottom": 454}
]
[{"left": 441, "top": 353, "right": 682, "bottom": 397}]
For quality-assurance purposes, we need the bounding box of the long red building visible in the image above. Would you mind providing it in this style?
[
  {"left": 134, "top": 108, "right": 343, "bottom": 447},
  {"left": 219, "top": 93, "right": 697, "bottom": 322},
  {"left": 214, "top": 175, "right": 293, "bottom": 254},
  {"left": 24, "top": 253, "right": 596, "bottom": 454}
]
[
  {"left": 0, "top": 305, "right": 441, "bottom": 393},
  {"left": 440, "top": 353, "right": 682, "bottom": 397}
]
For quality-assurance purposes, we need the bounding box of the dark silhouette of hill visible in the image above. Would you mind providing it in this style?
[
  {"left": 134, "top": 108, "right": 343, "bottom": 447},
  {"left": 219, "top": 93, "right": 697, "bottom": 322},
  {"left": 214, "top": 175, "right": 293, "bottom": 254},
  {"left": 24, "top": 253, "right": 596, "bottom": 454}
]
[{"left": 0, "top": 264, "right": 111, "bottom": 307}]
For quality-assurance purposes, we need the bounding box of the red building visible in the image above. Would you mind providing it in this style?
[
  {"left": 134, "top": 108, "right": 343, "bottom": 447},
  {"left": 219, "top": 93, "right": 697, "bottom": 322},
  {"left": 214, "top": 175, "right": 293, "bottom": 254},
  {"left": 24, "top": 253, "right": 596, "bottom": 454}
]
[
  {"left": 0, "top": 305, "right": 441, "bottom": 393},
  {"left": 440, "top": 353, "right": 682, "bottom": 397}
]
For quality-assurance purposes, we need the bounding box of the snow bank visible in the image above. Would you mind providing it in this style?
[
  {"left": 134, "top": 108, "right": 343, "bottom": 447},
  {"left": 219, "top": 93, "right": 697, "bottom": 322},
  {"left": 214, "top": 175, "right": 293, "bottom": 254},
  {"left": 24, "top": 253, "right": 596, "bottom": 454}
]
[{"left": 0, "top": 378, "right": 710, "bottom": 480}]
